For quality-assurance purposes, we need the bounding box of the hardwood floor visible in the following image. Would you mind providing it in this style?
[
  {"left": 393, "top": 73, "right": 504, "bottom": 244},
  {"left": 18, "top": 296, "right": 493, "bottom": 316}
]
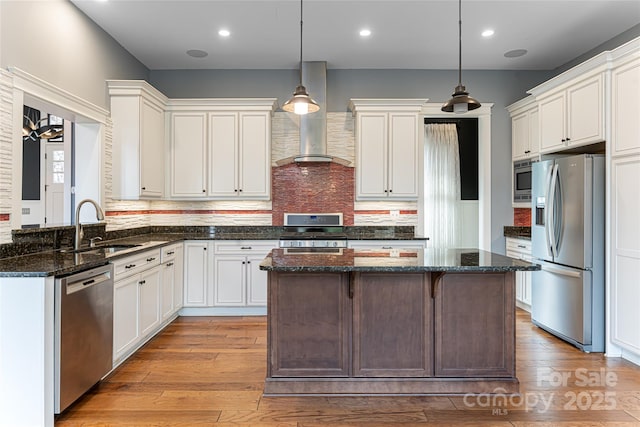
[{"left": 56, "top": 310, "right": 640, "bottom": 426}]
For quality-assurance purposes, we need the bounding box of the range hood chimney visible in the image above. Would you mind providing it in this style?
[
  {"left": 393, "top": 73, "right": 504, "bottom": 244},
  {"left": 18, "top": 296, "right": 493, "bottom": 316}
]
[{"left": 294, "top": 61, "right": 332, "bottom": 162}]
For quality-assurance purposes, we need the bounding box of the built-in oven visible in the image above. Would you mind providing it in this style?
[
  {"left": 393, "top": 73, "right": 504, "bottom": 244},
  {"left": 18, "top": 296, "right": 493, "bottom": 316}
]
[
  {"left": 279, "top": 213, "right": 347, "bottom": 249},
  {"left": 513, "top": 159, "right": 532, "bottom": 203}
]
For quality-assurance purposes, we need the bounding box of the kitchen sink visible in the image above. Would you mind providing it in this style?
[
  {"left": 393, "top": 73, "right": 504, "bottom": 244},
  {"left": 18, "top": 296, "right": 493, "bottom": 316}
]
[{"left": 60, "top": 243, "right": 141, "bottom": 255}]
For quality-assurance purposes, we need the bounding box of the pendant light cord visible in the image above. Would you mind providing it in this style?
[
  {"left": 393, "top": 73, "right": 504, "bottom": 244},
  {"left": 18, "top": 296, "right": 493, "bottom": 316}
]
[
  {"left": 458, "top": 0, "right": 462, "bottom": 86},
  {"left": 299, "top": 0, "right": 303, "bottom": 86}
]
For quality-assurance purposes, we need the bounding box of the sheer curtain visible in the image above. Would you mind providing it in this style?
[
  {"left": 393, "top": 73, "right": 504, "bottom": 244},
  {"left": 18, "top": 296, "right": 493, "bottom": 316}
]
[{"left": 424, "top": 123, "right": 462, "bottom": 248}]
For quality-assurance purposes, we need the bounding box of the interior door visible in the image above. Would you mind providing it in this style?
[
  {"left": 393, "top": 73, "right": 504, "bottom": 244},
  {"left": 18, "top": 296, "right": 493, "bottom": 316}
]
[{"left": 45, "top": 144, "right": 66, "bottom": 225}]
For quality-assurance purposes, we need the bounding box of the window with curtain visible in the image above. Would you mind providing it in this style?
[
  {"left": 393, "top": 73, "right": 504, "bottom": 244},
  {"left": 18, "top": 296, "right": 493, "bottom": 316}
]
[{"left": 424, "top": 123, "right": 462, "bottom": 248}]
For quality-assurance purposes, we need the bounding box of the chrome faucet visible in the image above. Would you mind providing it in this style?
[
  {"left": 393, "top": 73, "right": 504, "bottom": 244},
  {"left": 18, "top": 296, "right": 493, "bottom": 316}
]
[{"left": 74, "top": 199, "right": 105, "bottom": 250}]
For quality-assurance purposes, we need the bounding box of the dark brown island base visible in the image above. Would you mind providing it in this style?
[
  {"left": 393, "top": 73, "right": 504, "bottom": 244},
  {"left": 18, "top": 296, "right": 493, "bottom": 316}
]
[{"left": 259, "top": 247, "right": 540, "bottom": 396}]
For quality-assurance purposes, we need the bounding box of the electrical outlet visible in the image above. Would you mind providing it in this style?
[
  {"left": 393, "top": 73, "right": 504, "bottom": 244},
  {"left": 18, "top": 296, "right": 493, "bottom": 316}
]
[
  {"left": 390, "top": 210, "right": 400, "bottom": 218},
  {"left": 390, "top": 249, "right": 400, "bottom": 257}
]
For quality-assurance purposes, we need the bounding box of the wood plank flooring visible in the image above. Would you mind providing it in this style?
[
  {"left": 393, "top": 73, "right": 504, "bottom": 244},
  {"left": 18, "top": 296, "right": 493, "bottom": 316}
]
[{"left": 56, "top": 310, "right": 640, "bottom": 426}]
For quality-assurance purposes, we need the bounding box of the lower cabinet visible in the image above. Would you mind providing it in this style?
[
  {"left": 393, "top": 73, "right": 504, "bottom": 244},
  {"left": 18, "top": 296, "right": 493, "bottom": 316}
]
[
  {"left": 434, "top": 272, "right": 515, "bottom": 377},
  {"left": 161, "top": 243, "right": 184, "bottom": 320},
  {"left": 268, "top": 271, "right": 514, "bottom": 387},
  {"left": 112, "top": 248, "right": 163, "bottom": 364},
  {"left": 213, "top": 241, "right": 277, "bottom": 307},
  {"left": 506, "top": 237, "right": 532, "bottom": 310},
  {"left": 183, "top": 241, "right": 212, "bottom": 307}
]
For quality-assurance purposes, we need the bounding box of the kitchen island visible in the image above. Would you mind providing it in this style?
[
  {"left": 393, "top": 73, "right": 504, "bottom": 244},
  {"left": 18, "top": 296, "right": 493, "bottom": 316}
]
[{"left": 260, "top": 247, "right": 540, "bottom": 395}]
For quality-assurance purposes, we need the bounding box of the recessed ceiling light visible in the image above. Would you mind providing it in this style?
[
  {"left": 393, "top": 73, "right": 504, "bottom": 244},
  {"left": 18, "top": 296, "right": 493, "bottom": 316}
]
[
  {"left": 481, "top": 29, "right": 494, "bottom": 38},
  {"left": 504, "top": 49, "right": 528, "bottom": 58},
  {"left": 359, "top": 29, "right": 371, "bottom": 37},
  {"left": 218, "top": 29, "right": 231, "bottom": 37},
  {"left": 186, "top": 49, "right": 208, "bottom": 58}
]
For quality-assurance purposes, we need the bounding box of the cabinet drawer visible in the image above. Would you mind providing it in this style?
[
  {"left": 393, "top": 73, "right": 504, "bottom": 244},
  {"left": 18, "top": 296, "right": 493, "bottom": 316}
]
[
  {"left": 112, "top": 249, "right": 161, "bottom": 279},
  {"left": 161, "top": 244, "right": 181, "bottom": 262},
  {"left": 506, "top": 237, "right": 531, "bottom": 257},
  {"left": 214, "top": 240, "right": 277, "bottom": 254}
]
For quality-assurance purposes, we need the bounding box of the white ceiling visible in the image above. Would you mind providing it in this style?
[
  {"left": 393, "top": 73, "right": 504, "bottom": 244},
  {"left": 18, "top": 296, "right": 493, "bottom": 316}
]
[{"left": 70, "top": 0, "right": 640, "bottom": 71}]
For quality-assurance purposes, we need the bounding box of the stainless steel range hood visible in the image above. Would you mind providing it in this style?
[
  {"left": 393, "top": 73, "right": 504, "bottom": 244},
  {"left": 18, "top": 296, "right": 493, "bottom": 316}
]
[{"left": 294, "top": 61, "right": 332, "bottom": 163}]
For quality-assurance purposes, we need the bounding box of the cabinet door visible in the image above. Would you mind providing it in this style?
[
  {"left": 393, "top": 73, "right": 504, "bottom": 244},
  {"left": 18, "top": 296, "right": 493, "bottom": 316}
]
[
  {"left": 171, "top": 112, "right": 207, "bottom": 197},
  {"left": 172, "top": 245, "right": 184, "bottom": 313},
  {"left": 353, "top": 272, "right": 432, "bottom": 377},
  {"left": 388, "top": 113, "right": 418, "bottom": 199},
  {"left": 511, "top": 112, "right": 529, "bottom": 160},
  {"left": 209, "top": 113, "right": 238, "bottom": 197},
  {"left": 269, "top": 272, "right": 351, "bottom": 377},
  {"left": 214, "top": 256, "right": 245, "bottom": 306},
  {"left": 139, "top": 267, "right": 161, "bottom": 337},
  {"left": 239, "top": 112, "right": 271, "bottom": 199},
  {"left": 539, "top": 93, "right": 566, "bottom": 153},
  {"left": 610, "top": 156, "right": 640, "bottom": 354},
  {"left": 246, "top": 254, "right": 268, "bottom": 306},
  {"left": 356, "top": 113, "right": 388, "bottom": 199},
  {"left": 161, "top": 260, "right": 175, "bottom": 320},
  {"left": 114, "top": 275, "right": 140, "bottom": 360},
  {"left": 567, "top": 74, "right": 604, "bottom": 146},
  {"left": 612, "top": 58, "right": 640, "bottom": 156},
  {"left": 140, "top": 99, "right": 165, "bottom": 198},
  {"left": 184, "top": 242, "right": 209, "bottom": 307},
  {"left": 434, "top": 272, "right": 515, "bottom": 377}
]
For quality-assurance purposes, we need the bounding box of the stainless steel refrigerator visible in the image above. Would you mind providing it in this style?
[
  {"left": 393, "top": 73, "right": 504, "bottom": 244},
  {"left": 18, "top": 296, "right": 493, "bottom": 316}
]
[{"left": 531, "top": 154, "right": 605, "bottom": 352}]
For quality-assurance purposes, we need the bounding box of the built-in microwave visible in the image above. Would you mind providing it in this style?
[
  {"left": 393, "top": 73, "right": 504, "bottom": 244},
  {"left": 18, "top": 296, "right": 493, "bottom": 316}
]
[{"left": 513, "top": 159, "right": 532, "bottom": 203}]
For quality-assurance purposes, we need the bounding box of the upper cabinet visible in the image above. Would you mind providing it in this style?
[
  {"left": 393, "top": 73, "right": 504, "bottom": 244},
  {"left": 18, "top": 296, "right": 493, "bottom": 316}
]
[
  {"left": 529, "top": 66, "right": 606, "bottom": 154},
  {"left": 611, "top": 54, "right": 640, "bottom": 157},
  {"left": 167, "top": 99, "right": 276, "bottom": 200},
  {"left": 507, "top": 96, "right": 539, "bottom": 161},
  {"left": 107, "top": 81, "right": 168, "bottom": 200},
  {"left": 349, "top": 99, "right": 428, "bottom": 201}
]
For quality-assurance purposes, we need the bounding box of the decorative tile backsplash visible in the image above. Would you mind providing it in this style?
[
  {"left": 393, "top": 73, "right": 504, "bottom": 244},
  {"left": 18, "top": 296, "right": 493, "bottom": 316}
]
[{"left": 514, "top": 207, "right": 532, "bottom": 226}]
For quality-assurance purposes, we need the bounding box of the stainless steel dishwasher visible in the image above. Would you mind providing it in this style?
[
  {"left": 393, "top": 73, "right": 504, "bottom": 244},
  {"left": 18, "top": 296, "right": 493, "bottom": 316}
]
[{"left": 55, "top": 263, "right": 114, "bottom": 413}]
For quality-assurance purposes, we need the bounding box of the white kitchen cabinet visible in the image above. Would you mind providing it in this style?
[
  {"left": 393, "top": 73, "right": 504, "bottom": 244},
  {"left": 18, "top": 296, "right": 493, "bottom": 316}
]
[
  {"left": 611, "top": 56, "right": 640, "bottom": 157},
  {"left": 107, "top": 80, "right": 167, "bottom": 200},
  {"left": 161, "top": 243, "right": 184, "bottom": 320},
  {"left": 349, "top": 99, "right": 427, "bottom": 201},
  {"left": 112, "top": 248, "right": 162, "bottom": 363},
  {"left": 167, "top": 99, "right": 276, "bottom": 200},
  {"left": 538, "top": 73, "right": 604, "bottom": 153},
  {"left": 213, "top": 241, "right": 277, "bottom": 307},
  {"left": 170, "top": 112, "right": 208, "bottom": 198},
  {"left": 506, "top": 237, "right": 532, "bottom": 311},
  {"left": 138, "top": 267, "right": 162, "bottom": 337},
  {"left": 507, "top": 96, "right": 539, "bottom": 160},
  {"left": 209, "top": 112, "right": 271, "bottom": 199},
  {"left": 183, "top": 241, "right": 213, "bottom": 307},
  {"left": 610, "top": 155, "right": 640, "bottom": 359}
]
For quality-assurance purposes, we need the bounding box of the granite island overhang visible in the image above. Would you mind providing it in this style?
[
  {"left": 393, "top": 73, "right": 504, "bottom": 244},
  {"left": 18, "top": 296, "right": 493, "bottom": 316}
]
[{"left": 260, "top": 248, "right": 540, "bottom": 396}]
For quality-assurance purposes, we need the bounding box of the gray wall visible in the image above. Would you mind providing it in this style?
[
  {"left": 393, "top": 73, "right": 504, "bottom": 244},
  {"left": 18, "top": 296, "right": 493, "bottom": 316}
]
[
  {"left": 0, "top": 0, "right": 148, "bottom": 110},
  {"left": 151, "top": 68, "right": 554, "bottom": 252}
]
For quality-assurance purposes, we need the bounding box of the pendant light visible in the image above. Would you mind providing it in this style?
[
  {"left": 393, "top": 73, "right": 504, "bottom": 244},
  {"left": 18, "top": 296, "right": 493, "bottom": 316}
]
[
  {"left": 282, "top": 0, "right": 319, "bottom": 115},
  {"left": 441, "top": 0, "right": 481, "bottom": 114}
]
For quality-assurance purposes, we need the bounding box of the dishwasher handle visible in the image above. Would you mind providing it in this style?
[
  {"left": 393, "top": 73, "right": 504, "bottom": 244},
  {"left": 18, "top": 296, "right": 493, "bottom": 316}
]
[{"left": 66, "top": 271, "right": 111, "bottom": 295}]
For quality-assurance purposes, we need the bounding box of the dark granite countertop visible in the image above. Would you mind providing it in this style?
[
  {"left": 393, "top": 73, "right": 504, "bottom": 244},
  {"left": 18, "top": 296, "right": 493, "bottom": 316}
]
[
  {"left": 260, "top": 248, "right": 540, "bottom": 273},
  {"left": 0, "top": 225, "right": 427, "bottom": 277},
  {"left": 503, "top": 226, "right": 531, "bottom": 240}
]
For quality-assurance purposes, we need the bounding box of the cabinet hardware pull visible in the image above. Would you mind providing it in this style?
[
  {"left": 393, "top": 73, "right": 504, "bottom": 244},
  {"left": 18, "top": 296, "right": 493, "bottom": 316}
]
[
  {"left": 239, "top": 189, "right": 242, "bottom": 192},
  {"left": 382, "top": 246, "right": 393, "bottom": 249},
  {"left": 241, "top": 246, "right": 252, "bottom": 250},
  {"left": 242, "top": 261, "right": 245, "bottom": 265},
  {"left": 234, "top": 189, "right": 238, "bottom": 192},
  {"left": 517, "top": 245, "right": 526, "bottom": 248},
  {"left": 525, "top": 150, "right": 530, "bottom": 154},
  {"left": 247, "top": 261, "right": 251, "bottom": 264},
  {"left": 566, "top": 137, "right": 571, "bottom": 141},
  {"left": 384, "top": 189, "right": 388, "bottom": 193},
  {"left": 167, "top": 251, "right": 174, "bottom": 255},
  {"left": 389, "top": 189, "right": 392, "bottom": 193},
  {"left": 166, "top": 262, "right": 173, "bottom": 267},
  {"left": 561, "top": 138, "right": 566, "bottom": 142},
  {"left": 141, "top": 187, "right": 146, "bottom": 190},
  {"left": 139, "top": 280, "right": 146, "bottom": 285},
  {"left": 203, "top": 247, "right": 207, "bottom": 251},
  {"left": 147, "top": 257, "right": 156, "bottom": 262},
  {"left": 125, "top": 264, "right": 136, "bottom": 269}
]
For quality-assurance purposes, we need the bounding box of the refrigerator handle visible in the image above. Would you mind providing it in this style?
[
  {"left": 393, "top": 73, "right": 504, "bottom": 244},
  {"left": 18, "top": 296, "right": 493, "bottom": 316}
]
[
  {"left": 554, "top": 165, "right": 563, "bottom": 257},
  {"left": 547, "top": 163, "right": 559, "bottom": 258},
  {"left": 541, "top": 264, "right": 582, "bottom": 279}
]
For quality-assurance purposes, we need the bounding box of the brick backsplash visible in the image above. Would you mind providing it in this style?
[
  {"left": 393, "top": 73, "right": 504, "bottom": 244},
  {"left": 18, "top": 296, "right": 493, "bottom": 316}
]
[
  {"left": 272, "top": 162, "right": 355, "bottom": 225},
  {"left": 514, "top": 208, "right": 532, "bottom": 226}
]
